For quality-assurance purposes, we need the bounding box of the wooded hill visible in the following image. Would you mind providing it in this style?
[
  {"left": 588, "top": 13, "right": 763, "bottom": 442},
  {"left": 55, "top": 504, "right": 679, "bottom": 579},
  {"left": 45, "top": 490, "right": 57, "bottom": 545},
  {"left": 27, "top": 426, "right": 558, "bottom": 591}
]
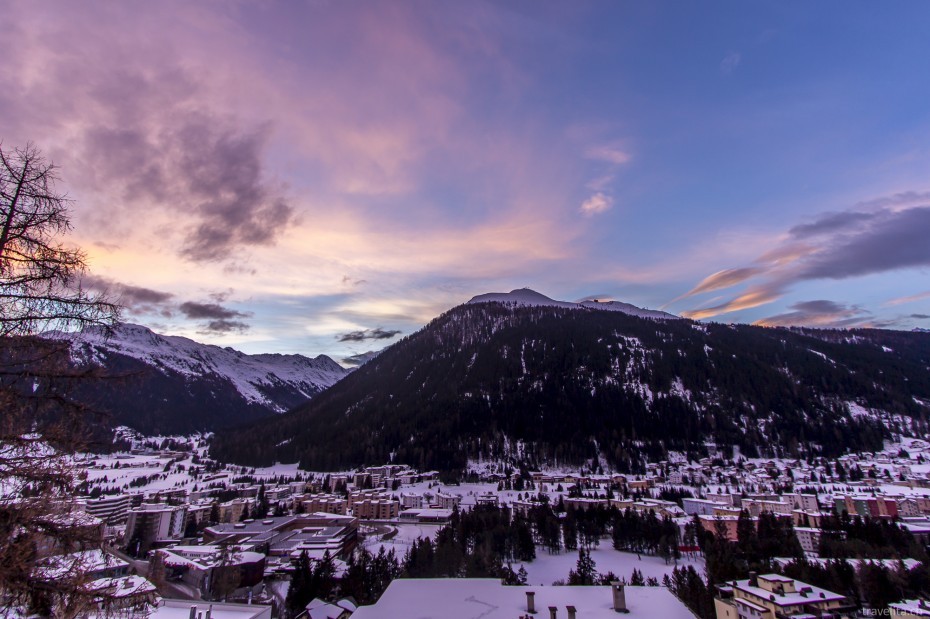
[{"left": 210, "top": 302, "right": 930, "bottom": 473}]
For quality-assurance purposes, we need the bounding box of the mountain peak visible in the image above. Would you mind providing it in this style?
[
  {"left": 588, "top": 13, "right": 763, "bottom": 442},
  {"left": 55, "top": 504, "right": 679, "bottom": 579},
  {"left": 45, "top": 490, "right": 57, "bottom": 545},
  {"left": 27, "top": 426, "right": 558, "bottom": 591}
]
[{"left": 467, "top": 288, "right": 679, "bottom": 320}]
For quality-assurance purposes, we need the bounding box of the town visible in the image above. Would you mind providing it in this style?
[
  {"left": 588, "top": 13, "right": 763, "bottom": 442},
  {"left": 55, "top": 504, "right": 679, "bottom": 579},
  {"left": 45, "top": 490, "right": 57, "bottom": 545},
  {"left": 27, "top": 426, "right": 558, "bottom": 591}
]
[{"left": 29, "top": 429, "right": 930, "bottom": 618}]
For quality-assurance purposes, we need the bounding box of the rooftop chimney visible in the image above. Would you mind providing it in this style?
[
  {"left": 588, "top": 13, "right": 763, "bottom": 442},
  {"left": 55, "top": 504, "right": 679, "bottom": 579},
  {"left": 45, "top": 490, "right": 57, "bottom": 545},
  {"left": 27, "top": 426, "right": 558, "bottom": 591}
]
[
  {"left": 549, "top": 606, "right": 558, "bottom": 619},
  {"left": 611, "top": 581, "right": 628, "bottom": 613},
  {"left": 748, "top": 571, "right": 758, "bottom": 587},
  {"left": 527, "top": 591, "right": 536, "bottom": 614},
  {"left": 567, "top": 606, "right": 576, "bottom": 619}
]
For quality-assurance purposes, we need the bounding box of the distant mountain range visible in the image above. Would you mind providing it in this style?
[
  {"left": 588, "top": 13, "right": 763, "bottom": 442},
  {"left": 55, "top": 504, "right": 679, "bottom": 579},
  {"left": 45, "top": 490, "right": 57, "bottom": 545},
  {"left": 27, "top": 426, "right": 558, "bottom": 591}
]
[
  {"left": 468, "top": 288, "right": 680, "bottom": 320},
  {"left": 38, "top": 323, "right": 348, "bottom": 435},
  {"left": 210, "top": 290, "right": 930, "bottom": 474}
]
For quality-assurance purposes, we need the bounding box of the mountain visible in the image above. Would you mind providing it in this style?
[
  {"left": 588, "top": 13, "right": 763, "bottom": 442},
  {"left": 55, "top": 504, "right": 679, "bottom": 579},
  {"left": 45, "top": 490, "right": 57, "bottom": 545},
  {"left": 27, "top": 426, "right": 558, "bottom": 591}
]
[
  {"left": 210, "top": 292, "right": 930, "bottom": 474},
  {"left": 38, "top": 323, "right": 348, "bottom": 435},
  {"left": 468, "top": 288, "right": 679, "bottom": 320}
]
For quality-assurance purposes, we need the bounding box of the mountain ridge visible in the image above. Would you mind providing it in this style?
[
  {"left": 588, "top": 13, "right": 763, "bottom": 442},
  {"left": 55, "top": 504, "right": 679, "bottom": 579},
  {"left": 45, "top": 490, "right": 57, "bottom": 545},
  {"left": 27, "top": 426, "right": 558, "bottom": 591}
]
[{"left": 38, "top": 323, "right": 349, "bottom": 435}]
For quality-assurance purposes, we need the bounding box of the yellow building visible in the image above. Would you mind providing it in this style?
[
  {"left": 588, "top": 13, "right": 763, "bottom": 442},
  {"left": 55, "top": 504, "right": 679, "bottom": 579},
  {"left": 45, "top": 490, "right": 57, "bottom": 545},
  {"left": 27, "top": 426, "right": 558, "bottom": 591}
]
[{"left": 715, "top": 573, "right": 853, "bottom": 619}]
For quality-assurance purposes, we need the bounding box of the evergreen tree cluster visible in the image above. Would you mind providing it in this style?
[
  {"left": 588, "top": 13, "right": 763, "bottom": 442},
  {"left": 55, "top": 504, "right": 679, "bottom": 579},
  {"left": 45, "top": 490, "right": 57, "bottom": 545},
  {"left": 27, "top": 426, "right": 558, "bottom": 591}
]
[
  {"left": 211, "top": 303, "right": 930, "bottom": 473},
  {"left": 612, "top": 508, "right": 680, "bottom": 562},
  {"left": 818, "top": 513, "right": 930, "bottom": 562},
  {"left": 285, "top": 550, "right": 337, "bottom": 618},
  {"left": 402, "top": 506, "right": 535, "bottom": 578},
  {"left": 340, "top": 547, "right": 400, "bottom": 606}
]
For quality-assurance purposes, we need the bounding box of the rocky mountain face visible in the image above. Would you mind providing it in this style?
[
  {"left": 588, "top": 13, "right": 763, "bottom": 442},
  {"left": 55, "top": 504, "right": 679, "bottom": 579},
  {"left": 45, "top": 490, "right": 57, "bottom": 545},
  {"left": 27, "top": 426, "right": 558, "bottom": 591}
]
[
  {"left": 209, "top": 296, "right": 930, "bottom": 474},
  {"left": 36, "top": 323, "right": 348, "bottom": 435}
]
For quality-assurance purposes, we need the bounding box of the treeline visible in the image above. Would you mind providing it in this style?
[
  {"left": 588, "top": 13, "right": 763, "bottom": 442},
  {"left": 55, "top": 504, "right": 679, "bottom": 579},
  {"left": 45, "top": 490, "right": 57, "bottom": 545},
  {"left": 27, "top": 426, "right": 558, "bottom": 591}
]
[{"left": 212, "top": 303, "right": 930, "bottom": 473}]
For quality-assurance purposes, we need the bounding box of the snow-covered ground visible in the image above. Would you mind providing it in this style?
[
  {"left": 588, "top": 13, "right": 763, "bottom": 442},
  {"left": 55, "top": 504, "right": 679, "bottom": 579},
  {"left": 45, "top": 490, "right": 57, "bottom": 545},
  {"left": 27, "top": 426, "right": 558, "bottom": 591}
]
[{"left": 516, "top": 547, "right": 705, "bottom": 587}]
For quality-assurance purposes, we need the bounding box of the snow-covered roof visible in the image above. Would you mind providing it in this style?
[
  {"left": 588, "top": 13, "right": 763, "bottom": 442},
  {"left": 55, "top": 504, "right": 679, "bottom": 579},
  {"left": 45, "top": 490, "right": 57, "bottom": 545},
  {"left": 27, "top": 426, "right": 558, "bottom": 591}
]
[
  {"left": 350, "top": 579, "right": 695, "bottom": 619},
  {"left": 889, "top": 599, "right": 930, "bottom": 616}
]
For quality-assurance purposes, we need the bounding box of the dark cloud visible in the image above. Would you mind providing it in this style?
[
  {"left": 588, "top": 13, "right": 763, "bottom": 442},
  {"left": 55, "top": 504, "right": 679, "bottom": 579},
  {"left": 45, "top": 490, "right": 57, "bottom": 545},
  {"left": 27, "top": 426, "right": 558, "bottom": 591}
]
[
  {"left": 683, "top": 198, "right": 930, "bottom": 320},
  {"left": 208, "top": 289, "right": 235, "bottom": 303},
  {"left": 337, "top": 328, "right": 402, "bottom": 342},
  {"left": 788, "top": 211, "right": 877, "bottom": 239},
  {"left": 179, "top": 301, "right": 250, "bottom": 321},
  {"left": 200, "top": 319, "right": 250, "bottom": 334},
  {"left": 341, "top": 351, "right": 381, "bottom": 367},
  {"left": 913, "top": 314, "right": 930, "bottom": 320},
  {"left": 799, "top": 207, "right": 930, "bottom": 280},
  {"left": 789, "top": 300, "right": 847, "bottom": 314},
  {"left": 69, "top": 63, "right": 296, "bottom": 263},
  {"left": 82, "top": 274, "right": 175, "bottom": 317},
  {"left": 754, "top": 300, "right": 869, "bottom": 328}
]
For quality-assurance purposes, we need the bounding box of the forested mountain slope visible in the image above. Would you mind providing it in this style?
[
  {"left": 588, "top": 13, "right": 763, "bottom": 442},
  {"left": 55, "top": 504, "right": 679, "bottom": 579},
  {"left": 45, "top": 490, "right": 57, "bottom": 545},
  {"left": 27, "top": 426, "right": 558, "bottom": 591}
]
[{"left": 210, "top": 301, "right": 930, "bottom": 473}]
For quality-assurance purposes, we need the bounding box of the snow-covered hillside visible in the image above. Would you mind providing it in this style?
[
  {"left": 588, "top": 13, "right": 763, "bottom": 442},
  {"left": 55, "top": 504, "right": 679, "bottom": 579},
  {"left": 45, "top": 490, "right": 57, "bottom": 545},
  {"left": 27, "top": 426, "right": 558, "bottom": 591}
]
[
  {"left": 467, "top": 288, "right": 679, "bottom": 320},
  {"left": 45, "top": 323, "right": 348, "bottom": 413}
]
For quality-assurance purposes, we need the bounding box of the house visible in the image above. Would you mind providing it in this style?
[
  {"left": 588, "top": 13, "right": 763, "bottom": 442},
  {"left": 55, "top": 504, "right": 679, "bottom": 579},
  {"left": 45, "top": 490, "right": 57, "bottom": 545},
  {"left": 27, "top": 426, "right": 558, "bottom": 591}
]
[
  {"left": 350, "top": 579, "right": 695, "bottom": 618},
  {"left": 715, "top": 573, "right": 853, "bottom": 619}
]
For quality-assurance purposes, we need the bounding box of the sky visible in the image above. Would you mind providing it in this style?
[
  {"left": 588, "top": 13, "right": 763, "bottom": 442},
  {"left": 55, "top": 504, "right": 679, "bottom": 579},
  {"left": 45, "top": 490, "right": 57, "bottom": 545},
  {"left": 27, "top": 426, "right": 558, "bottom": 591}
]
[{"left": 2, "top": 0, "right": 930, "bottom": 364}]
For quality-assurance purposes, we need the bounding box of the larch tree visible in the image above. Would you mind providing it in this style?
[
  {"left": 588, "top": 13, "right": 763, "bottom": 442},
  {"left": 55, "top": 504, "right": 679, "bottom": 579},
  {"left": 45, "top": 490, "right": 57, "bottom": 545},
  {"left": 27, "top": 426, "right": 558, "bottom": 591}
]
[{"left": 0, "top": 142, "right": 121, "bottom": 617}]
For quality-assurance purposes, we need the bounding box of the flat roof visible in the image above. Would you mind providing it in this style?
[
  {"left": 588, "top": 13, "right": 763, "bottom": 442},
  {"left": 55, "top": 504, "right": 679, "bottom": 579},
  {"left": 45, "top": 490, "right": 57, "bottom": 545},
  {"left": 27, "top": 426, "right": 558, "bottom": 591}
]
[{"left": 350, "top": 580, "right": 696, "bottom": 619}]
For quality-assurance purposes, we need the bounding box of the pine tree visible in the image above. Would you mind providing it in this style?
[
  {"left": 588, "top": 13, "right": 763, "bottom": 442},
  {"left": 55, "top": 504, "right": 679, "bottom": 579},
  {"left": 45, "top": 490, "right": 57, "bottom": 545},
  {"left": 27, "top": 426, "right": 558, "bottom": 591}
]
[{"left": 567, "top": 548, "right": 597, "bottom": 585}]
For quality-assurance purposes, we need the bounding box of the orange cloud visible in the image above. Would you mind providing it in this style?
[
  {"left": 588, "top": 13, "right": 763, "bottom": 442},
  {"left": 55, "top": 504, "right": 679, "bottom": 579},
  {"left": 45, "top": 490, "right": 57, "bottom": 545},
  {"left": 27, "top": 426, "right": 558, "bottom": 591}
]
[{"left": 681, "top": 287, "right": 783, "bottom": 320}]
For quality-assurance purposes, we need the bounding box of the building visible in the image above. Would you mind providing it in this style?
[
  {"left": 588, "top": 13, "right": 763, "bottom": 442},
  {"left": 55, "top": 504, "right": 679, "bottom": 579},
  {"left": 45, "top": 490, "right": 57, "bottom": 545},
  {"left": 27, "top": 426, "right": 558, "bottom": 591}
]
[
  {"left": 793, "top": 527, "right": 823, "bottom": 556},
  {"left": 889, "top": 599, "right": 930, "bottom": 617},
  {"left": 77, "top": 494, "right": 133, "bottom": 525},
  {"left": 715, "top": 573, "right": 853, "bottom": 619},
  {"left": 433, "top": 492, "right": 462, "bottom": 510},
  {"left": 205, "top": 513, "right": 359, "bottom": 560},
  {"left": 125, "top": 504, "right": 187, "bottom": 555},
  {"left": 301, "top": 494, "right": 348, "bottom": 515},
  {"left": 150, "top": 599, "right": 272, "bottom": 619},
  {"left": 217, "top": 498, "right": 251, "bottom": 524},
  {"left": 741, "top": 499, "right": 791, "bottom": 518},
  {"left": 833, "top": 495, "right": 899, "bottom": 519},
  {"left": 401, "top": 493, "right": 425, "bottom": 509},
  {"left": 351, "top": 579, "right": 695, "bottom": 619},
  {"left": 698, "top": 515, "right": 740, "bottom": 541},
  {"left": 683, "top": 498, "right": 729, "bottom": 516},
  {"left": 156, "top": 546, "right": 266, "bottom": 598},
  {"left": 398, "top": 508, "right": 453, "bottom": 523},
  {"left": 352, "top": 498, "right": 399, "bottom": 520}
]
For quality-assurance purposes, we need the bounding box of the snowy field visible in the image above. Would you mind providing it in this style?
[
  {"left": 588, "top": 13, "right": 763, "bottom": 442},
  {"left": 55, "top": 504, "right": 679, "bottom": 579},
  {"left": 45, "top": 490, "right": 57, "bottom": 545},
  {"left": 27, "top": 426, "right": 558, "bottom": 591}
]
[{"left": 516, "top": 547, "right": 704, "bottom": 586}]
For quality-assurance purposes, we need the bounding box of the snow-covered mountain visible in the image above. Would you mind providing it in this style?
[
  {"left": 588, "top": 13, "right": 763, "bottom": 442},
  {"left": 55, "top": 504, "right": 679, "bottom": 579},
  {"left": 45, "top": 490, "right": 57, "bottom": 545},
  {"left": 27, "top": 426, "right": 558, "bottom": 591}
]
[
  {"left": 40, "top": 323, "right": 348, "bottom": 435},
  {"left": 49, "top": 323, "right": 346, "bottom": 412},
  {"left": 467, "top": 288, "right": 679, "bottom": 320},
  {"left": 212, "top": 298, "right": 930, "bottom": 472}
]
